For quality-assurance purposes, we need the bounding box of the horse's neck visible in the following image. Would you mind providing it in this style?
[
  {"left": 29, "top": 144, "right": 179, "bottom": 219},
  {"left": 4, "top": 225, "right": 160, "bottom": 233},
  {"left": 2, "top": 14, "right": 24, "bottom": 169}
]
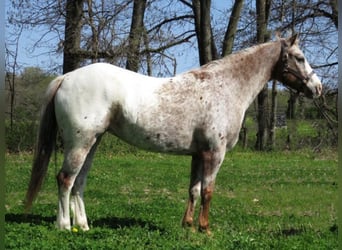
[{"left": 219, "top": 41, "right": 281, "bottom": 108}]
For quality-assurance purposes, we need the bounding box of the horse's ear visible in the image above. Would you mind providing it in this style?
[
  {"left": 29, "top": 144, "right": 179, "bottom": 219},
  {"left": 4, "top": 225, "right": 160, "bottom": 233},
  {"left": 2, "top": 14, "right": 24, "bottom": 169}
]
[
  {"left": 274, "top": 31, "right": 281, "bottom": 41},
  {"left": 288, "top": 33, "right": 299, "bottom": 46}
]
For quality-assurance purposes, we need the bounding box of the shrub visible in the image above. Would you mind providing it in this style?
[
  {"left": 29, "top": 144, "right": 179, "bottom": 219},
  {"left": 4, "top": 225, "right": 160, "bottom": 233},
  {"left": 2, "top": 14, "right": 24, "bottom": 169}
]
[{"left": 5, "top": 120, "right": 38, "bottom": 153}]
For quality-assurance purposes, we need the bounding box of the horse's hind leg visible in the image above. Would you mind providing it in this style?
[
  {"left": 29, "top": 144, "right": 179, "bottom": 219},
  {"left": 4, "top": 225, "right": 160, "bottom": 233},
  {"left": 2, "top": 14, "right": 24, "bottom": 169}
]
[
  {"left": 70, "top": 136, "right": 102, "bottom": 231},
  {"left": 182, "top": 154, "right": 202, "bottom": 229},
  {"left": 56, "top": 137, "right": 97, "bottom": 230}
]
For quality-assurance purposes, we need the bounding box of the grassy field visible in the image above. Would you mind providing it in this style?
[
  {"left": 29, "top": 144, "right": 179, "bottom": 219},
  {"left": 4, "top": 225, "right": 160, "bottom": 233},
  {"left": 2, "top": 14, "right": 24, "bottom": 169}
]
[{"left": 5, "top": 149, "right": 337, "bottom": 249}]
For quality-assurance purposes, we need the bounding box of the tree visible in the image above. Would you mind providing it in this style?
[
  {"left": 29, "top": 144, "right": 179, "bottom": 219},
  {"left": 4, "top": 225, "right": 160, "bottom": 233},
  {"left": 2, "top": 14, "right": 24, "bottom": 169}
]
[
  {"left": 222, "top": 0, "right": 245, "bottom": 56},
  {"left": 126, "top": 0, "right": 147, "bottom": 72},
  {"left": 5, "top": 22, "right": 25, "bottom": 128},
  {"left": 191, "top": 0, "right": 218, "bottom": 65},
  {"left": 63, "top": 0, "right": 84, "bottom": 74},
  {"left": 254, "top": 0, "right": 271, "bottom": 151},
  {"left": 268, "top": 80, "right": 277, "bottom": 149},
  {"left": 7, "top": 0, "right": 197, "bottom": 75},
  {"left": 6, "top": 0, "right": 338, "bottom": 150}
]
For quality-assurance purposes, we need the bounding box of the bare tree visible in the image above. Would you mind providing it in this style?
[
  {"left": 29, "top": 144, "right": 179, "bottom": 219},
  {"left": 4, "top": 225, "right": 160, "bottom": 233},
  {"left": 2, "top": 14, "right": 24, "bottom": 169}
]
[
  {"left": 126, "top": 0, "right": 147, "bottom": 72},
  {"left": 7, "top": 0, "right": 197, "bottom": 76},
  {"left": 254, "top": 0, "right": 270, "bottom": 150},
  {"left": 6, "top": 0, "right": 338, "bottom": 150},
  {"left": 63, "top": 0, "right": 84, "bottom": 73},
  {"left": 222, "top": 0, "right": 245, "bottom": 56},
  {"left": 5, "top": 23, "right": 24, "bottom": 128},
  {"left": 268, "top": 80, "right": 277, "bottom": 148},
  {"left": 191, "top": 0, "right": 218, "bottom": 65}
]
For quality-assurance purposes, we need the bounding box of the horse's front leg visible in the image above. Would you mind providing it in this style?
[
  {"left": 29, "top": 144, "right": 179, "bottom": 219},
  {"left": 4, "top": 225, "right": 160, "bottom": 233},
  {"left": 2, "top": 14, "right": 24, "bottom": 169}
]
[
  {"left": 182, "top": 154, "right": 202, "bottom": 229},
  {"left": 198, "top": 150, "right": 224, "bottom": 235},
  {"left": 198, "top": 179, "right": 214, "bottom": 235}
]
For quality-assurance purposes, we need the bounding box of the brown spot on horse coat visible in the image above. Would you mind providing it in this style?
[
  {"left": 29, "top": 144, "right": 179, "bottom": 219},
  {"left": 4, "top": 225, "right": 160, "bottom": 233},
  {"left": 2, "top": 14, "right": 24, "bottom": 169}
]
[
  {"left": 190, "top": 70, "right": 212, "bottom": 81},
  {"left": 57, "top": 172, "right": 72, "bottom": 190}
]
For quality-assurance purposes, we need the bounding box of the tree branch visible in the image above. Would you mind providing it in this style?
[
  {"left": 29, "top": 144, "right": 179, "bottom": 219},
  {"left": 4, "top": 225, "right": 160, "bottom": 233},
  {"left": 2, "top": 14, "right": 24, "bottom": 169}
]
[
  {"left": 147, "top": 15, "right": 195, "bottom": 34},
  {"left": 140, "top": 33, "right": 196, "bottom": 54}
]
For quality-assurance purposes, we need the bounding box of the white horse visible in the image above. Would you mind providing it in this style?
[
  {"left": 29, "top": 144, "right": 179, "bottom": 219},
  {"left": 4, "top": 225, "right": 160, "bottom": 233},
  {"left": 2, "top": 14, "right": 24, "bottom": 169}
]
[{"left": 25, "top": 34, "right": 322, "bottom": 235}]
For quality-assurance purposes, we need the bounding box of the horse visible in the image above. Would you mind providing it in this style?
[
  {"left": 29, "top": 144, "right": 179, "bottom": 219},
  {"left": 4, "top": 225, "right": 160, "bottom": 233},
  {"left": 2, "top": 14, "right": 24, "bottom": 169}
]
[{"left": 25, "top": 34, "right": 322, "bottom": 235}]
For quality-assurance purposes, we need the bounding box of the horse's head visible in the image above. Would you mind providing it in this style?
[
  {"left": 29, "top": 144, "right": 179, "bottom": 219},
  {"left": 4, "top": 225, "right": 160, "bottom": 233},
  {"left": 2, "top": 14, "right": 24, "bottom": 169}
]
[{"left": 275, "top": 34, "right": 322, "bottom": 98}]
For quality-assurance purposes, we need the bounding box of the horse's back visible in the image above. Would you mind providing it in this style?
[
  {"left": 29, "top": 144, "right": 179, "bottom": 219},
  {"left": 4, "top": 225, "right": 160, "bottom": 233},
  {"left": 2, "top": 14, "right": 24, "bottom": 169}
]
[
  {"left": 53, "top": 63, "right": 164, "bottom": 144},
  {"left": 51, "top": 62, "right": 240, "bottom": 153},
  {"left": 58, "top": 63, "right": 160, "bottom": 96}
]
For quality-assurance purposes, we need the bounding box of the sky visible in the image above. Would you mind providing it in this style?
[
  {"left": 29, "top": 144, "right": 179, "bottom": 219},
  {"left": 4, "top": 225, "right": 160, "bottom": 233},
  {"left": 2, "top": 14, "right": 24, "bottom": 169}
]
[
  {"left": 10, "top": 27, "right": 198, "bottom": 75},
  {"left": 5, "top": 1, "right": 231, "bottom": 76},
  {"left": 5, "top": 1, "right": 337, "bottom": 86}
]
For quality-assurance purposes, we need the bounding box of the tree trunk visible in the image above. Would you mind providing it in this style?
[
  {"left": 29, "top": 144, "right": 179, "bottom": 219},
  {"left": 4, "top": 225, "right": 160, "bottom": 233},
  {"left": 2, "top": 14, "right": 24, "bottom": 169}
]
[
  {"left": 241, "top": 115, "right": 248, "bottom": 149},
  {"left": 268, "top": 80, "right": 277, "bottom": 149},
  {"left": 255, "top": 0, "right": 269, "bottom": 150},
  {"left": 286, "top": 92, "right": 297, "bottom": 119},
  {"left": 126, "top": 0, "right": 147, "bottom": 72},
  {"left": 86, "top": 0, "right": 99, "bottom": 63},
  {"left": 192, "top": 0, "right": 217, "bottom": 65},
  {"left": 255, "top": 86, "right": 268, "bottom": 150},
  {"left": 63, "top": 0, "right": 84, "bottom": 74},
  {"left": 222, "top": 0, "right": 244, "bottom": 56},
  {"left": 142, "top": 26, "right": 152, "bottom": 76}
]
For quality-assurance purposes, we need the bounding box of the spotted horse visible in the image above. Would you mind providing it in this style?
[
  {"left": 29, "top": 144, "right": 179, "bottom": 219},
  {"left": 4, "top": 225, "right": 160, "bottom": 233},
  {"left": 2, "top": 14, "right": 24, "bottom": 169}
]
[{"left": 25, "top": 34, "right": 322, "bottom": 235}]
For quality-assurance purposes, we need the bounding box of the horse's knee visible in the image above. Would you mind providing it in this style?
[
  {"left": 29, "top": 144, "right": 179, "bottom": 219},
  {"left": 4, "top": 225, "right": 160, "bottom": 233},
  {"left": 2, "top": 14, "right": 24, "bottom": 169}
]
[
  {"left": 190, "top": 181, "right": 201, "bottom": 199},
  {"left": 58, "top": 148, "right": 90, "bottom": 189},
  {"left": 201, "top": 184, "right": 214, "bottom": 202},
  {"left": 57, "top": 171, "right": 71, "bottom": 189}
]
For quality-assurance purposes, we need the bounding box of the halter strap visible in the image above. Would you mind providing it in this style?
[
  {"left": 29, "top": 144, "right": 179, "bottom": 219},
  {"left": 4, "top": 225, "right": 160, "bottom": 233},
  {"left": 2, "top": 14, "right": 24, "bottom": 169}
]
[{"left": 283, "top": 65, "right": 315, "bottom": 84}]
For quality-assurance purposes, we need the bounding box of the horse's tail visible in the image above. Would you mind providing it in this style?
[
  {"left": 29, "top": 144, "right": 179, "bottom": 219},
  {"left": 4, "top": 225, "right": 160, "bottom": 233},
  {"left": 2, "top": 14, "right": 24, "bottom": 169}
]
[{"left": 25, "top": 76, "right": 64, "bottom": 212}]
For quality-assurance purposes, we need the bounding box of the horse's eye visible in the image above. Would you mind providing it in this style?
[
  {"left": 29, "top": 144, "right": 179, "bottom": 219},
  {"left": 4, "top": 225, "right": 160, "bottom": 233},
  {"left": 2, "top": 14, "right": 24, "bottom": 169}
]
[{"left": 296, "top": 56, "right": 305, "bottom": 63}]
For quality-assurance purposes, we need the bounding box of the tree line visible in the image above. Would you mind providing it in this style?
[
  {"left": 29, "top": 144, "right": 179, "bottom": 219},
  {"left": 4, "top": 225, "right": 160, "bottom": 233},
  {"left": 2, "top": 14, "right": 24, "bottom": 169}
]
[{"left": 5, "top": 0, "right": 337, "bottom": 152}]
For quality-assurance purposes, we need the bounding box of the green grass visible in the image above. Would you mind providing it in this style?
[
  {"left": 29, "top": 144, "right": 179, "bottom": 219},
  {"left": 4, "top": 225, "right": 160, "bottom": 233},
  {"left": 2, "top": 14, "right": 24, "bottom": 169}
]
[
  {"left": 240, "top": 117, "right": 335, "bottom": 151},
  {"left": 5, "top": 149, "right": 337, "bottom": 249}
]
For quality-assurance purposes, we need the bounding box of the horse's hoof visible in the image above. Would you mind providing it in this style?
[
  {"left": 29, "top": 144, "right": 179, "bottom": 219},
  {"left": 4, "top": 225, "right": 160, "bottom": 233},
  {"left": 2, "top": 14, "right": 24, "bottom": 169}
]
[
  {"left": 199, "top": 226, "right": 212, "bottom": 236},
  {"left": 182, "top": 217, "right": 193, "bottom": 227},
  {"left": 56, "top": 223, "right": 71, "bottom": 231},
  {"left": 80, "top": 224, "right": 90, "bottom": 231}
]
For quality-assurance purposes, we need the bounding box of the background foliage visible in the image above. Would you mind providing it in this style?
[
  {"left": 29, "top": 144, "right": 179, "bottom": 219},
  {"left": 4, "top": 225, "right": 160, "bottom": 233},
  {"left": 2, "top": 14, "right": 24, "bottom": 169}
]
[{"left": 5, "top": 0, "right": 338, "bottom": 152}]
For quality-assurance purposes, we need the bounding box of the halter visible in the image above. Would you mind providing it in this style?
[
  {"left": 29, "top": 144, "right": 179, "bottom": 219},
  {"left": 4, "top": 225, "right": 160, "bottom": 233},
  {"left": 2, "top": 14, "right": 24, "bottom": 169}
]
[{"left": 282, "top": 53, "right": 315, "bottom": 85}]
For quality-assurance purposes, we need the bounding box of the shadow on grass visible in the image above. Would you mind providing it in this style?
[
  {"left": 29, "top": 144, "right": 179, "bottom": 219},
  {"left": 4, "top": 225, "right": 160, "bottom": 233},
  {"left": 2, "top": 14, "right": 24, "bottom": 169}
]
[
  {"left": 91, "top": 217, "right": 165, "bottom": 232},
  {"left": 278, "top": 227, "right": 306, "bottom": 236},
  {"left": 5, "top": 213, "right": 165, "bottom": 232},
  {"left": 273, "top": 224, "right": 338, "bottom": 237},
  {"left": 5, "top": 213, "right": 55, "bottom": 225}
]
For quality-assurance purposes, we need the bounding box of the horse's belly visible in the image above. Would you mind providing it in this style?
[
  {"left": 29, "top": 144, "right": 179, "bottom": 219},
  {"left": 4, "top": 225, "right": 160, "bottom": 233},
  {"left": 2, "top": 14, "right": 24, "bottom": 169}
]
[{"left": 107, "top": 121, "right": 194, "bottom": 154}]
